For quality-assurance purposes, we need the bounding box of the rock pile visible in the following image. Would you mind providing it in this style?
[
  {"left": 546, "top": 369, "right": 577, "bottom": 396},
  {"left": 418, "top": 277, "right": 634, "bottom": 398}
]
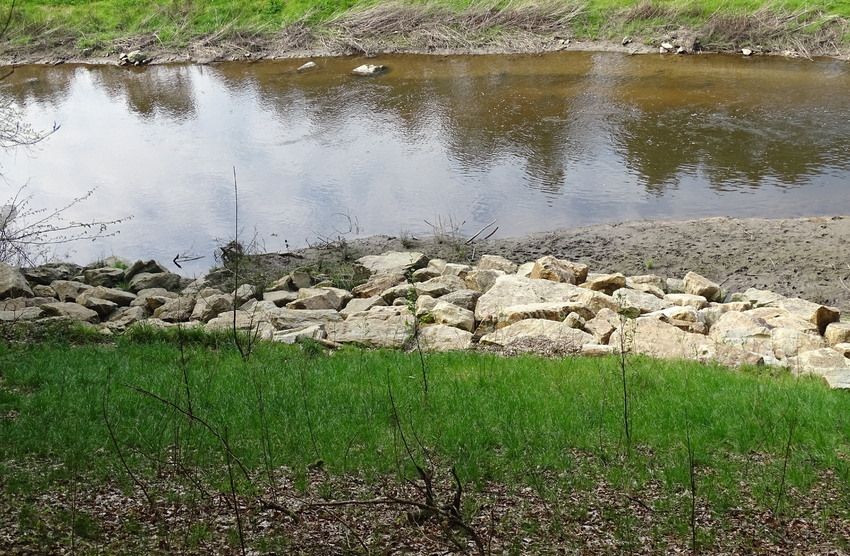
[{"left": 2, "top": 252, "right": 849, "bottom": 388}]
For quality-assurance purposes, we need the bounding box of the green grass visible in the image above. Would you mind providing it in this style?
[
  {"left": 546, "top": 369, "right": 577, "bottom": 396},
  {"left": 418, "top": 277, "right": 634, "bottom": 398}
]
[
  {"left": 6, "top": 0, "right": 850, "bottom": 52},
  {"left": 1, "top": 334, "right": 849, "bottom": 551}
]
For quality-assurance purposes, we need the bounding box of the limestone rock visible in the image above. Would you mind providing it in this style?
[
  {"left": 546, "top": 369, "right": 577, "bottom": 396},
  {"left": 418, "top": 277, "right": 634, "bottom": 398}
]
[
  {"left": 287, "top": 287, "right": 352, "bottom": 311},
  {"left": 412, "top": 267, "right": 441, "bottom": 282},
  {"left": 272, "top": 325, "right": 326, "bottom": 344},
  {"left": 629, "top": 282, "right": 666, "bottom": 299},
  {"left": 0, "top": 307, "right": 43, "bottom": 321},
  {"left": 51, "top": 280, "right": 93, "bottom": 302},
  {"left": 626, "top": 274, "right": 665, "bottom": 291},
  {"left": 40, "top": 302, "right": 100, "bottom": 323},
  {"left": 233, "top": 284, "right": 257, "bottom": 305},
  {"left": 439, "top": 289, "right": 482, "bottom": 311},
  {"left": 766, "top": 297, "right": 839, "bottom": 335},
  {"left": 530, "top": 255, "right": 586, "bottom": 284},
  {"left": 744, "top": 307, "right": 818, "bottom": 333},
  {"left": 262, "top": 289, "right": 299, "bottom": 307},
  {"left": 414, "top": 275, "right": 466, "bottom": 298},
  {"left": 352, "top": 64, "right": 387, "bottom": 76},
  {"left": 430, "top": 300, "right": 475, "bottom": 332},
  {"left": 464, "top": 269, "right": 505, "bottom": 293},
  {"left": 563, "top": 312, "right": 586, "bottom": 329},
  {"left": 497, "top": 301, "right": 594, "bottom": 329},
  {"left": 475, "top": 275, "right": 582, "bottom": 329},
  {"left": 341, "top": 295, "right": 387, "bottom": 318},
  {"left": 353, "top": 272, "right": 406, "bottom": 298},
  {"left": 206, "top": 310, "right": 274, "bottom": 335},
  {"left": 326, "top": 306, "right": 413, "bottom": 348},
  {"left": 581, "top": 344, "right": 615, "bottom": 357},
  {"left": 107, "top": 306, "right": 149, "bottom": 330},
  {"left": 21, "top": 263, "right": 81, "bottom": 285},
  {"left": 771, "top": 328, "right": 827, "bottom": 359},
  {"left": 76, "top": 294, "right": 119, "bottom": 319},
  {"left": 742, "top": 288, "right": 786, "bottom": 308},
  {"left": 683, "top": 271, "right": 722, "bottom": 301},
  {"left": 266, "top": 307, "right": 342, "bottom": 331},
  {"left": 788, "top": 348, "right": 850, "bottom": 389},
  {"left": 414, "top": 295, "right": 438, "bottom": 318},
  {"left": 611, "top": 288, "right": 672, "bottom": 314},
  {"left": 581, "top": 273, "right": 626, "bottom": 296},
  {"left": 192, "top": 293, "right": 234, "bottom": 322},
  {"left": 664, "top": 293, "right": 708, "bottom": 309},
  {"left": 608, "top": 317, "right": 706, "bottom": 361},
  {"left": 574, "top": 289, "right": 620, "bottom": 314},
  {"left": 380, "top": 283, "right": 414, "bottom": 305},
  {"left": 124, "top": 260, "right": 169, "bottom": 281},
  {"left": 88, "top": 286, "right": 137, "bottom": 307},
  {"left": 83, "top": 267, "right": 125, "bottom": 287},
  {"left": 480, "top": 318, "right": 594, "bottom": 352},
  {"left": 417, "top": 325, "right": 473, "bottom": 351},
  {"left": 355, "top": 251, "right": 427, "bottom": 275},
  {"left": 129, "top": 272, "right": 183, "bottom": 293},
  {"left": 824, "top": 322, "right": 850, "bottom": 347},
  {"left": 32, "top": 284, "right": 56, "bottom": 298},
  {"left": 584, "top": 307, "right": 619, "bottom": 344},
  {"left": 477, "top": 254, "right": 517, "bottom": 274},
  {"left": 131, "top": 288, "right": 177, "bottom": 309},
  {"left": 0, "top": 263, "right": 34, "bottom": 299},
  {"left": 153, "top": 297, "right": 196, "bottom": 322},
  {"left": 442, "top": 263, "right": 472, "bottom": 278}
]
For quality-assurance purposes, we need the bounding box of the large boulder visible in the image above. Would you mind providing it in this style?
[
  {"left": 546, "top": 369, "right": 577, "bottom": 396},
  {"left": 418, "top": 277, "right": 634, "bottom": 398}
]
[
  {"left": 21, "top": 262, "right": 81, "bottom": 285},
  {"left": 265, "top": 307, "right": 342, "bottom": 331},
  {"left": 287, "top": 287, "right": 352, "bottom": 311},
  {"left": 326, "top": 306, "right": 414, "bottom": 348},
  {"left": 0, "top": 263, "right": 33, "bottom": 299},
  {"left": 683, "top": 271, "right": 722, "bottom": 301},
  {"left": 429, "top": 300, "right": 475, "bottom": 332},
  {"left": 50, "top": 280, "right": 92, "bottom": 302},
  {"left": 352, "top": 272, "right": 406, "bottom": 298},
  {"left": 355, "top": 252, "right": 427, "bottom": 276},
  {"left": 124, "top": 259, "right": 170, "bottom": 281},
  {"left": 475, "top": 275, "right": 582, "bottom": 329},
  {"left": 414, "top": 275, "right": 466, "bottom": 298},
  {"left": 40, "top": 302, "right": 100, "bottom": 324},
  {"left": 129, "top": 272, "right": 183, "bottom": 293},
  {"left": 340, "top": 295, "right": 387, "bottom": 318},
  {"left": 480, "top": 318, "right": 594, "bottom": 352},
  {"left": 824, "top": 322, "right": 850, "bottom": 347},
  {"left": 787, "top": 348, "right": 850, "bottom": 389},
  {"left": 529, "top": 256, "right": 587, "bottom": 284},
  {"left": 417, "top": 325, "right": 473, "bottom": 351},
  {"left": 766, "top": 297, "right": 839, "bottom": 335},
  {"left": 464, "top": 269, "right": 505, "bottom": 293},
  {"left": 153, "top": 297, "right": 196, "bottom": 322},
  {"left": 496, "top": 301, "right": 594, "bottom": 329},
  {"left": 88, "top": 286, "right": 137, "bottom": 307},
  {"left": 82, "top": 267, "right": 125, "bottom": 288},
  {"left": 610, "top": 288, "right": 672, "bottom": 314},
  {"left": 580, "top": 273, "right": 626, "bottom": 296}
]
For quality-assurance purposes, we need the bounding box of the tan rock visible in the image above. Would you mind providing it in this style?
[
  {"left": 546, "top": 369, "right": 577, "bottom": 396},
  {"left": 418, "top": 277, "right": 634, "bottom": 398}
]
[
  {"left": 192, "top": 293, "right": 234, "bottom": 322},
  {"left": 430, "top": 300, "right": 475, "bottom": 332},
  {"left": 464, "top": 269, "right": 505, "bottom": 293},
  {"left": 417, "top": 324, "right": 474, "bottom": 351},
  {"left": 414, "top": 275, "right": 466, "bottom": 298},
  {"left": 626, "top": 274, "right": 665, "bottom": 291},
  {"left": 480, "top": 318, "right": 594, "bottom": 351},
  {"left": 530, "top": 256, "right": 587, "bottom": 284},
  {"left": 771, "top": 328, "right": 827, "bottom": 359},
  {"left": 477, "top": 254, "right": 518, "bottom": 274},
  {"left": 442, "top": 263, "right": 472, "bottom": 278},
  {"left": 51, "top": 280, "right": 93, "bottom": 302},
  {"left": 153, "top": 297, "right": 196, "bottom": 322},
  {"left": 0, "top": 263, "right": 34, "bottom": 299},
  {"left": 683, "top": 271, "right": 721, "bottom": 301},
  {"left": 262, "top": 289, "right": 299, "bottom": 307},
  {"left": 824, "top": 322, "right": 850, "bottom": 347},
  {"left": 326, "top": 306, "right": 414, "bottom": 348},
  {"left": 787, "top": 348, "right": 850, "bottom": 389},
  {"left": 584, "top": 307, "right": 619, "bottom": 343},
  {"left": 475, "top": 275, "right": 583, "bottom": 328},
  {"left": 496, "top": 301, "right": 594, "bottom": 329},
  {"left": 767, "top": 297, "right": 839, "bottom": 334},
  {"left": 411, "top": 267, "right": 441, "bottom": 282},
  {"left": 287, "top": 287, "right": 352, "bottom": 311},
  {"left": 341, "top": 295, "right": 387, "bottom": 318},
  {"left": 611, "top": 288, "right": 672, "bottom": 314},
  {"left": 742, "top": 287, "right": 786, "bottom": 308},
  {"left": 581, "top": 344, "right": 615, "bottom": 357},
  {"left": 265, "top": 307, "right": 341, "bottom": 330},
  {"left": 352, "top": 272, "right": 406, "bottom": 298},
  {"left": 580, "top": 273, "right": 626, "bottom": 296},
  {"left": 664, "top": 293, "right": 708, "bottom": 309}
]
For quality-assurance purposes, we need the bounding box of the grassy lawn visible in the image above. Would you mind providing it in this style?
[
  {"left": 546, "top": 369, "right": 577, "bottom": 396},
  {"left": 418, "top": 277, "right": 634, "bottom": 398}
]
[
  {"left": 1, "top": 325, "right": 849, "bottom": 552},
  {"left": 5, "top": 0, "right": 850, "bottom": 54}
]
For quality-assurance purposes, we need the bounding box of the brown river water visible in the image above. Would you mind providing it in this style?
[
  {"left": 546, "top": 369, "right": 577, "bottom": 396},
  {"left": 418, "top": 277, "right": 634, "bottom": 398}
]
[{"left": 1, "top": 52, "right": 849, "bottom": 275}]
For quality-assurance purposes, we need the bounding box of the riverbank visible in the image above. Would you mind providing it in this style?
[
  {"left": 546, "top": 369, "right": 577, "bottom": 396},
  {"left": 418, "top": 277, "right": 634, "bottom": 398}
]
[
  {"left": 246, "top": 216, "right": 850, "bottom": 314},
  {"left": 1, "top": 1, "right": 849, "bottom": 66}
]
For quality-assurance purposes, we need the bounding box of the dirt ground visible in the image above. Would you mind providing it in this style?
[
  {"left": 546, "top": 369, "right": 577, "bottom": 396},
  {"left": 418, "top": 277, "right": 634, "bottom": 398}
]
[{"left": 250, "top": 215, "right": 850, "bottom": 313}]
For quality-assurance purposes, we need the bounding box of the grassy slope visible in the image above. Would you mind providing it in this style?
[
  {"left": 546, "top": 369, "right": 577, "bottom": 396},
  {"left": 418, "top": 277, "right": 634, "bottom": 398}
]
[
  {"left": 6, "top": 0, "right": 850, "bottom": 57},
  {"left": 1, "top": 330, "right": 849, "bottom": 551}
]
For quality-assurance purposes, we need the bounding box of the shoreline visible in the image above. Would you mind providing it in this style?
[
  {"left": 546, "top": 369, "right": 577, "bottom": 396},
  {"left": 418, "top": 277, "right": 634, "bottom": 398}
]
[
  {"left": 242, "top": 215, "right": 850, "bottom": 314},
  {"left": 2, "top": 34, "right": 848, "bottom": 68}
]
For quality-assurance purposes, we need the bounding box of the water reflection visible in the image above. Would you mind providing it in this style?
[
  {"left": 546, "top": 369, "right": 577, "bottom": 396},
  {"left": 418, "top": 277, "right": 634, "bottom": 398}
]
[{"left": 0, "top": 52, "right": 848, "bottom": 274}]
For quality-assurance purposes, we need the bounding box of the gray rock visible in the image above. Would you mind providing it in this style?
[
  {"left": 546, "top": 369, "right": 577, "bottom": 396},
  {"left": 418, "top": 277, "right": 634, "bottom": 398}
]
[
  {"left": 0, "top": 307, "right": 43, "bottom": 321},
  {"left": 88, "top": 286, "right": 137, "bottom": 307},
  {"left": 0, "top": 262, "right": 34, "bottom": 299},
  {"left": 76, "top": 293, "right": 119, "bottom": 318},
  {"left": 191, "top": 293, "right": 234, "bottom": 322},
  {"left": 326, "top": 306, "right": 413, "bottom": 348},
  {"left": 351, "top": 64, "right": 387, "bottom": 76},
  {"left": 40, "top": 302, "right": 100, "bottom": 323},
  {"left": 353, "top": 272, "right": 407, "bottom": 298},
  {"left": 21, "top": 263, "right": 81, "bottom": 285},
  {"left": 83, "top": 267, "right": 125, "bottom": 287},
  {"left": 153, "top": 297, "right": 196, "bottom": 322},
  {"left": 124, "top": 259, "right": 170, "bottom": 281},
  {"left": 50, "top": 280, "right": 92, "bottom": 302},
  {"left": 262, "top": 289, "right": 299, "bottom": 307},
  {"left": 129, "top": 272, "right": 183, "bottom": 293}
]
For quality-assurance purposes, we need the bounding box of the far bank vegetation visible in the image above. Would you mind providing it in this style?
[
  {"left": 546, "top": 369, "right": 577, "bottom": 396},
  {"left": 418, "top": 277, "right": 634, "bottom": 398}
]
[{"left": 2, "top": 0, "right": 849, "bottom": 61}]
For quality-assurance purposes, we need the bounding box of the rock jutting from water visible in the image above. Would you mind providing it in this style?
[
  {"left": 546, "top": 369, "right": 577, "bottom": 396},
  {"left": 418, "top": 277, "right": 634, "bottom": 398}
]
[{"left": 1, "top": 252, "right": 848, "bottom": 389}]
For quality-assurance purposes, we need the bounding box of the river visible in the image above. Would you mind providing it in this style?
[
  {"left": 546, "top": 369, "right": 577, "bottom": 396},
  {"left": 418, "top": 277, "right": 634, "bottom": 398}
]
[{"left": 1, "top": 52, "right": 849, "bottom": 276}]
